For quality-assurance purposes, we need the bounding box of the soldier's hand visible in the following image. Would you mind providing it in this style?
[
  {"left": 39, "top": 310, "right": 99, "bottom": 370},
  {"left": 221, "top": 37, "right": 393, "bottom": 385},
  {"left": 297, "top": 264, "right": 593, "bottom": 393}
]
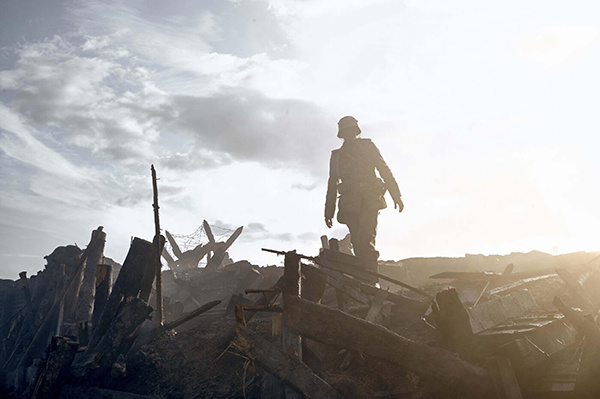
[
  {"left": 394, "top": 198, "right": 404, "bottom": 213},
  {"left": 325, "top": 218, "right": 333, "bottom": 228}
]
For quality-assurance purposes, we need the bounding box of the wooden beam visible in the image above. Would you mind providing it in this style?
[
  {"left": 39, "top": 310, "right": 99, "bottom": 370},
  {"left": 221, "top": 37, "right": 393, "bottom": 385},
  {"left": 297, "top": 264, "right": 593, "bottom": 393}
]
[
  {"left": 315, "top": 254, "right": 434, "bottom": 300},
  {"left": 284, "top": 295, "right": 494, "bottom": 398},
  {"left": 485, "top": 356, "right": 523, "bottom": 399},
  {"left": 91, "top": 264, "right": 112, "bottom": 332},
  {"left": 30, "top": 336, "right": 79, "bottom": 399},
  {"left": 73, "top": 227, "right": 106, "bottom": 323},
  {"left": 206, "top": 226, "right": 243, "bottom": 270},
  {"left": 232, "top": 325, "right": 343, "bottom": 399}
]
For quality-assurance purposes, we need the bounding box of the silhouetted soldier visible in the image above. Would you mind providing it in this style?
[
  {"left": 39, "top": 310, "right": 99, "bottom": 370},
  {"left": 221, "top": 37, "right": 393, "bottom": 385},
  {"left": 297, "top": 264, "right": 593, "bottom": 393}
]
[{"left": 325, "top": 116, "right": 403, "bottom": 280}]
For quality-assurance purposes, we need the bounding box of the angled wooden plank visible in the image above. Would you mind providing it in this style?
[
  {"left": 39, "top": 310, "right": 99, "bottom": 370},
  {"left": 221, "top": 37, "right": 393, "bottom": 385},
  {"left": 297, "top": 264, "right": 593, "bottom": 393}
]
[
  {"left": 284, "top": 295, "right": 494, "bottom": 398},
  {"left": 203, "top": 220, "right": 216, "bottom": 244},
  {"left": 161, "top": 247, "right": 176, "bottom": 268},
  {"left": 556, "top": 268, "right": 598, "bottom": 315},
  {"left": 233, "top": 325, "right": 343, "bottom": 399},
  {"left": 490, "top": 318, "right": 578, "bottom": 373},
  {"left": 485, "top": 356, "right": 523, "bottom": 399},
  {"left": 165, "top": 231, "right": 183, "bottom": 259},
  {"left": 365, "top": 289, "right": 387, "bottom": 322},
  {"left": 468, "top": 290, "right": 537, "bottom": 334},
  {"left": 315, "top": 255, "right": 433, "bottom": 300},
  {"left": 206, "top": 226, "right": 243, "bottom": 270}
]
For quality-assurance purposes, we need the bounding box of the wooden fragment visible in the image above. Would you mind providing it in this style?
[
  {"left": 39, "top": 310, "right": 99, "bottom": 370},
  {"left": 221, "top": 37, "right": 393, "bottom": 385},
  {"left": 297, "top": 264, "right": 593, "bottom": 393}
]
[
  {"left": 218, "top": 276, "right": 284, "bottom": 348},
  {"left": 139, "top": 235, "right": 165, "bottom": 303},
  {"left": 316, "top": 251, "right": 434, "bottom": 300},
  {"left": 468, "top": 290, "right": 537, "bottom": 334},
  {"left": 483, "top": 318, "right": 577, "bottom": 374},
  {"left": 320, "top": 235, "right": 329, "bottom": 250},
  {"left": 232, "top": 325, "right": 343, "bottom": 399},
  {"left": 86, "top": 238, "right": 153, "bottom": 352},
  {"left": 458, "top": 280, "right": 489, "bottom": 307},
  {"left": 16, "top": 234, "right": 101, "bottom": 370},
  {"left": 73, "top": 298, "right": 153, "bottom": 385},
  {"left": 487, "top": 274, "right": 557, "bottom": 297},
  {"left": 301, "top": 264, "right": 326, "bottom": 303},
  {"left": 284, "top": 295, "right": 494, "bottom": 398},
  {"left": 203, "top": 219, "right": 216, "bottom": 244},
  {"left": 30, "top": 336, "right": 79, "bottom": 399},
  {"left": 434, "top": 288, "right": 480, "bottom": 363},
  {"left": 206, "top": 226, "right": 243, "bottom": 270},
  {"left": 73, "top": 227, "right": 106, "bottom": 323},
  {"left": 556, "top": 268, "right": 598, "bottom": 315},
  {"left": 485, "top": 356, "right": 523, "bottom": 399},
  {"left": 365, "top": 289, "right": 387, "bottom": 322},
  {"left": 59, "top": 385, "right": 161, "bottom": 399},
  {"left": 91, "top": 264, "right": 112, "bottom": 331},
  {"left": 328, "top": 238, "right": 340, "bottom": 252},
  {"left": 151, "top": 165, "right": 163, "bottom": 327},
  {"left": 165, "top": 230, "right": 183, "bottom": 259},
  {"left": 163, "top": 300, "right": 221, "bottom": 331}
]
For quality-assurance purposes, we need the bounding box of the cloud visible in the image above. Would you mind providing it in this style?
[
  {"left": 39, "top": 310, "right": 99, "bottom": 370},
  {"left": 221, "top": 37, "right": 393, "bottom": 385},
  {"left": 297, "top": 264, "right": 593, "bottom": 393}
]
[
  {"left": 170, "top": 88, "right": 334, "bottom": 172},
  {"left": 0, "top": 36, "right": 176, "bottom": 164},
  {"left": 513, "top": 25, "right": 600, "bottom": 69}
]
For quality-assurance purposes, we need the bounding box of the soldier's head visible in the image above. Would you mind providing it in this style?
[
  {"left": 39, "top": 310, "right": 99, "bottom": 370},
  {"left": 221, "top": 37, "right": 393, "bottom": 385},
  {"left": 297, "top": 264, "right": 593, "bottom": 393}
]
[{"left": 337, "top": 116, "right": 361, "bottom": 139}]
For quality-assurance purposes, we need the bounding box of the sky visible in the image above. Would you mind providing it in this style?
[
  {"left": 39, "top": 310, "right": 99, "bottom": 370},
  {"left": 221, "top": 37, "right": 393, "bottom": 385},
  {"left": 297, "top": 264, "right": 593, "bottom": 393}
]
[{"left": 1, "top": 0, "right": 600, "bottom": 279}]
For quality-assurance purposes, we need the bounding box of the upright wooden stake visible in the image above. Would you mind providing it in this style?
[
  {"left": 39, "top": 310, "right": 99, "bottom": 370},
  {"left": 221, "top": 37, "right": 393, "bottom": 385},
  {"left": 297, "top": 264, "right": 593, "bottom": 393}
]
[
  {"left": 283, "top": 251, "right": 302, "bottom": 399},
  {"left": 151, "top": 165, "right": 163, "bottom": 327}
]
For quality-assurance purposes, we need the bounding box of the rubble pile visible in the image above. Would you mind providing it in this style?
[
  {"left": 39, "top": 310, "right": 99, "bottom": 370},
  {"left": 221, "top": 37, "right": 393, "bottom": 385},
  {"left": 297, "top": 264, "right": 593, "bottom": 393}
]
[{"left": 2, "top": 224, "right": 600, "bottom": 399}]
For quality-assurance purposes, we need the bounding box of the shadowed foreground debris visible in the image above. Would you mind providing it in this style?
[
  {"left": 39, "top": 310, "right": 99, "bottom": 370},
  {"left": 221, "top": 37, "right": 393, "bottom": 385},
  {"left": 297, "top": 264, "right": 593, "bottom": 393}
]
[{"left": 2, "top": 223, "right": 600, "bottom": 398}]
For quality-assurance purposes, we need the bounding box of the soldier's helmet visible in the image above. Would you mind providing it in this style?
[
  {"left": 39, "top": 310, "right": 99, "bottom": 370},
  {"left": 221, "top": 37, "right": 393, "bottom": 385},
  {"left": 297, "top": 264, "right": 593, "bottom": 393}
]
[{"left": 337, "top": 116, "right": 361, "bottom": 138}]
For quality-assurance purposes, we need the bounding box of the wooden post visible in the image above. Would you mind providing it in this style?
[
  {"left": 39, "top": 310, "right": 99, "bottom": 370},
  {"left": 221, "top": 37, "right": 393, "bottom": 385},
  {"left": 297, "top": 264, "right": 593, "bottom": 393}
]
[
  {"left": 283, "top": 251, "right": 302, "bottom": 399},
  {"left": 74, "top": 227, "right": 106, "bottom": 323},
  {"left": 434, "top": 288, "right": 480, "bottom": 363},
  {"left": 151, "top": 165, "right": 163, "bottom": 328},
  {"left": 91, "top": 264, "right": 112, "bottom": 331},
  {"left": 86, "top": 237, "right": 152, "bottom": 352}
]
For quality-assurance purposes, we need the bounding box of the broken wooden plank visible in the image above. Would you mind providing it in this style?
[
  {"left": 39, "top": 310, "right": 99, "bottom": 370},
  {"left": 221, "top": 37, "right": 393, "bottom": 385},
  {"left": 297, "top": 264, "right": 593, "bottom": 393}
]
[
  {"left": 30, "top": 336, "right": 79, "bottom": 399},
  {"left": 165, "top": 230, "right": 183, "bottom": 260},
  {"left": 284, "top": 295, "right": 494, "bottom": 398},
  {"left": 139, "top": 235, "right": 165, "bottom": 304},
  {"left": 365, "top": 289, "right": 387, "bottom": 323},
  {"left": 556, "top": 268, "right": 598, "bottom": 315},
  {"left": 485, "top": 356, "right": 523, "bottom": 399},
  {"left": 487, "top": 274, "right": 557, "bottom": 297},
  {"left": 203, "top": 219, "right": 216, "bottom": 244},
  {"left": 232, "top": 325, "right": 343, "bottom": 399},
  {"left": 218, "top": 275, "right": 284, "bottom": 348},
  {"left": 206, "top": 226, "right": 243, "bottom": 270},
  {"left": 163, "top": 300, "right": 221, "bottom": 331},
  {"left": 468, "top": 290, "right": 537, "bottom": 334},
  {"left": 490, "top": 318, "right": 578, "bottom": 374},
  {"left": 91, "top": 264, "right": 112, "bottom": 331},
  {"left": 86, "top": 238, "right": 153, "bottom": 352},
  {"left": 434, "top": 288, "right": 480, "bottom": 363},
  {"left": 73, "top": 227, "right": 106, "bottom": 324},
  {"left": 72, "top": 297, "right": 153, "bottom": 385},
  {"left": 315, "top": 254, "right": 434, "bottom": 300}
]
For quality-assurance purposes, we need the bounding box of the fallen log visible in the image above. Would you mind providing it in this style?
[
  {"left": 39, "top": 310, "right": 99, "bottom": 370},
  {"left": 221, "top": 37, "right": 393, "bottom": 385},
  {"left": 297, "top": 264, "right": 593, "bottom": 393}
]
[
  {"left": 232, "top": 325, "right": 343, "bottom": 399},
  {"left": 283, "top": 295, "right": 494, "bottom": 398}
]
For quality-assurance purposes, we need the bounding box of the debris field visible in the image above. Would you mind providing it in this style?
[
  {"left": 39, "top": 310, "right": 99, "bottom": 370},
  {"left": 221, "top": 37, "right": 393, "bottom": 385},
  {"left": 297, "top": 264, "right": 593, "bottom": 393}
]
[{"left": 2, "top": 221, "right": 600, "bottom": 399}]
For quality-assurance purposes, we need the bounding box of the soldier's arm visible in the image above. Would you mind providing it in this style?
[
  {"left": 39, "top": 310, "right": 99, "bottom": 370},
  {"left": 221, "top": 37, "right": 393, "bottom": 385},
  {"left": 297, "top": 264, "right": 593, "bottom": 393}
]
[
  {"left": 325, "top": 151, "right": 339, "bottom": 221},
  {"left": 370, "top": 141, "right": 402, "bottom": 202}
]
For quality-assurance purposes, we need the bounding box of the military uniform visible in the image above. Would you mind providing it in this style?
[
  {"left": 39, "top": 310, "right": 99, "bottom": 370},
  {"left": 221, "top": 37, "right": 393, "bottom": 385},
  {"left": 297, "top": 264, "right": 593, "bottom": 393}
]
[{"left": 325, "top": 138, "right": 401, "bottom": 266}]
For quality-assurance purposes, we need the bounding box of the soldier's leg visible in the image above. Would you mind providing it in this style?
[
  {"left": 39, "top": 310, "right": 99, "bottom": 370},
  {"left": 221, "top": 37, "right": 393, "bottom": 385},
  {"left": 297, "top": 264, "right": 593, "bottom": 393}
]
[{"left": 355, "top": 207, "right": 380, "bottom": 284}]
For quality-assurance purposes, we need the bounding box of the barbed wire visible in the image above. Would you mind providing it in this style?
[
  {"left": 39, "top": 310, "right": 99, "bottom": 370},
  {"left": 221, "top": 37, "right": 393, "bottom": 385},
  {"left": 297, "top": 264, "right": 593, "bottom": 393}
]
[{"left": 163, "top": 223, "right": 238, "bottom": 261}]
